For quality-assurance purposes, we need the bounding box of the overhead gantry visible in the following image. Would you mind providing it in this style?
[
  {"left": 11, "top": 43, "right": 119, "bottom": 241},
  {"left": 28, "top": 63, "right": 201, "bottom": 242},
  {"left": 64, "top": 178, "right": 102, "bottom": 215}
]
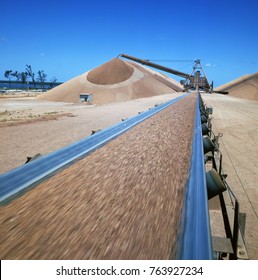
[{"left": 120, "top": 53, "right": 213, "bottom": 92}]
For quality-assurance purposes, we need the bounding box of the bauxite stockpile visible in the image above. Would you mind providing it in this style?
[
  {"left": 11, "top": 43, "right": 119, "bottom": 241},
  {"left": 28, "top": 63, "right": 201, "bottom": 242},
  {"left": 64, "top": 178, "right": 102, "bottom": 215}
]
[
  {"left": 87, "top": 57, "right": 134, "bottom": 85},
  {"left": 0, "top": 93, "right": 196, "bottom": 259},
  {"left": 38, "top": 58, "right": 183, "bottom": 104},
  {"left": 215, "top": 71, "right": 258, "bottom": 101}
]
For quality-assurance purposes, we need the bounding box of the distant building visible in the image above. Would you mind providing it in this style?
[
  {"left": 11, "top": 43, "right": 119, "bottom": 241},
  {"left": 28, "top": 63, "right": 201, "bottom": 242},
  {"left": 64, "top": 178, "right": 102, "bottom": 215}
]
[{"left": 80, "top": 93, "right": 93, "bottom": 102}]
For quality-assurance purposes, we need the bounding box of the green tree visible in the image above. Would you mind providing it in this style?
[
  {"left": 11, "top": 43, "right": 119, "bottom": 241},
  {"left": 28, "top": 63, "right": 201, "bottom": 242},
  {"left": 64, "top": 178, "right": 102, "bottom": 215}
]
[
  {"left": 50, "top": 76, "right": 57, "bottom": 88},
  {"left": 20, "top": 71, "right": 28, "bottom": 83},
  {"left": 4, "top": 70, "right": 13, "bottom": 88},
  {"left": 50, "top": 76, "right": 57, "bottom": 83},
  {"left": 11, "top": 71, "right": 21, "bottom": 81},
  {"left": 37, "top": 70, "right": 47, "bottom": 89},
  {"left": 26, "top": 65, "right": 35, "bottom": 88},
  {"left": 4, "top": 70, "right": 12, "bottom": 80}
]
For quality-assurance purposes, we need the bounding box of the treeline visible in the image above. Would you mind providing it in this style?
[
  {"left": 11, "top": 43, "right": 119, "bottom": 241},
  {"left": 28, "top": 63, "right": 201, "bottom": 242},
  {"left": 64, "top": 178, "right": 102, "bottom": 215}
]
[{"left": 3, "top": 65, "right": 58, "bottom": 89}]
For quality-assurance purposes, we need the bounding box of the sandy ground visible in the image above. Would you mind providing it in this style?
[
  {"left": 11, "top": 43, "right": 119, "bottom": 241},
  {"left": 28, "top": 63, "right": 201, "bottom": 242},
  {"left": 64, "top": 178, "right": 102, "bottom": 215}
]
[
  {"left": 0, "top": 93, "right": 183, "bottom": 174},
  {"left": 202, "top": 93, "right": 258, "bottom": 259}
]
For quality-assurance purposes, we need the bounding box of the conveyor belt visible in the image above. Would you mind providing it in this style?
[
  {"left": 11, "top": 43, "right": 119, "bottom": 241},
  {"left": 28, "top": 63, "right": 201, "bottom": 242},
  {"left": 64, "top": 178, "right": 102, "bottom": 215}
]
[
  {"left": 0, "top": 92, "right": 212, "bottom": 259},
  {"left": 0, "top": 92, "right": 191, "bottom": 203}
]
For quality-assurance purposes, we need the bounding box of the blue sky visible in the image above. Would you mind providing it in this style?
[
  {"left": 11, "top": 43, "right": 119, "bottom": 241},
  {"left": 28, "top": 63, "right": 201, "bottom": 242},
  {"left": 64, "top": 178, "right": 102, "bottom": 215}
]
[{"left": 1, "top": 0, "right": 258, "bottom": 87}]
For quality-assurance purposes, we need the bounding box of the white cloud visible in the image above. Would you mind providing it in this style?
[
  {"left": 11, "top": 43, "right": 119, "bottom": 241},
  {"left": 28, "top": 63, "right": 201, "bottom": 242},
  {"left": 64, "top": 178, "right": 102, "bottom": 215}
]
[
  {"left": 0, "top": 36, "right": 8, "bottom": 42},
  {"left": 205, "top": 63, "right": 216, "bottom": 67},
  {"left": 40, "top": 52, "right": 45, "bottom": 57}
]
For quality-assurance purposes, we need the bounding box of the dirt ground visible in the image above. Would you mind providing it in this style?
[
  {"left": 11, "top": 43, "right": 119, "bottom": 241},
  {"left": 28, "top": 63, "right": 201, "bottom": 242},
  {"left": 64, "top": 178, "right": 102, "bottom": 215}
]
[
  {"left": 0, "top": 93, "right": 182, "bottom": 173},
  {"left": 202, "top": 93, "right": 258, "bottom": 260}
]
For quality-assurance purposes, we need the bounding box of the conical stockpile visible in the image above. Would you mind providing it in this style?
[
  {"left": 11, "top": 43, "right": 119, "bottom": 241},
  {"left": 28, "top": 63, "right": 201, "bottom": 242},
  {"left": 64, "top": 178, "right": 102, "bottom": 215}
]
[
  {"left": 215, "top": 71, "right": 258, "bottom": 101},
  {"left": 38, "top": 58, "right": 183, "bottom": 104},
  {"left": 87, "top": 57, "right": 134, "bottom": 85}
]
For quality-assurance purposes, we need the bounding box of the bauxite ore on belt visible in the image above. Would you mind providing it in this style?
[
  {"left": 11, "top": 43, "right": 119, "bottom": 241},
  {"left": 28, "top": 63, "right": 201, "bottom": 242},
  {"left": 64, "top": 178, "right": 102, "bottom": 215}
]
[{"left": 0, "top": 93, "right": 197, "bottom": 259}]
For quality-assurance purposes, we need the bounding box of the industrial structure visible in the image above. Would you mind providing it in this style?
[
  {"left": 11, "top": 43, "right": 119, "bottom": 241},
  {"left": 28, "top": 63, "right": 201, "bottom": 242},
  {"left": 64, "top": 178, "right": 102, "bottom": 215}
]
[
  {"left": 120, "top": 53, "right": 212, "bottom": 92},
  {"left": 119, "top": 54, "right": 247, "bottom": 259}
]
